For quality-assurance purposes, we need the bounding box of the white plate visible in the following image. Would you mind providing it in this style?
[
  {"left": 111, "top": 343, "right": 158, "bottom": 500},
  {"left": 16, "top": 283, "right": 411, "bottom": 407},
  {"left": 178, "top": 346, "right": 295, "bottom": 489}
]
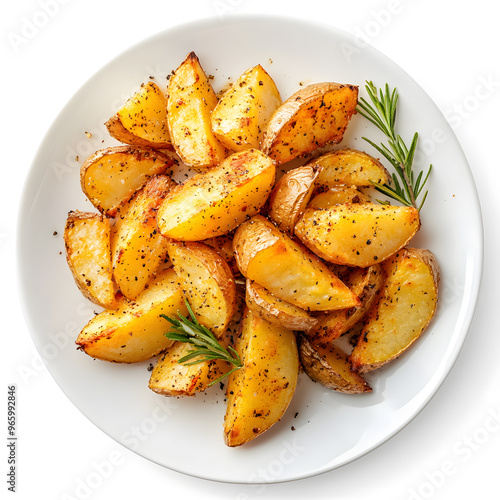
[{"left": 17, "top": 15, "right": 482, "bottom": 483}]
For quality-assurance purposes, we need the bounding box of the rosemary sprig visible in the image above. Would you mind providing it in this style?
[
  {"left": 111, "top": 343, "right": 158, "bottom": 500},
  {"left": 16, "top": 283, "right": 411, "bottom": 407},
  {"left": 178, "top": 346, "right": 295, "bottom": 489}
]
[
  {"left": 161, "top": 300, "right": 242, "bottom": 387},
  {"left": 356, "top": 81, "right": 432, "bottom": 210}
]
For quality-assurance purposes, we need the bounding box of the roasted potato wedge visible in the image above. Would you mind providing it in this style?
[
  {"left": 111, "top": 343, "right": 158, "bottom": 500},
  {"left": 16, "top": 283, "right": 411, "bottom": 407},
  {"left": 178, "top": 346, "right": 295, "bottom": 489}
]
[
  {"left": 111, "top": 175, "right": 176, "bottom": 301},
  {"left": 308, "top": 186, "right": 370, "bottom": 209},
  {"left": 201, "top": 232, "right": 240, "bottom": 278},
  {"left": 80, "top": 146, "right": 175, "bottom": 217},
  {"left": 305, "top": 264, "right": 384, "bottom": 346},
  {"left": 234, "top": 215, "right": 360, "bottom": 311},
  {"left": 261, "top": 82, "right": 358, "bottom": 165},
  {"left": 350, "top": 248, "right": 439, "bottom": 373},
  {"left": 309, "top": 149, "right": 389, "bottom": 188},
  {"left": 76, "top": 267, "right": 186, "bottom": 363},
  {"left": 268, "top": 165, "right": 321, "bottom": 234},
  {"left": 167, "top": 240, "right": 237, "bottom": 337},
  {"left": 295, "top": 203, "right": 420, "bottom": 267},
  {"left": 246, "top": 280, "right": 318, "bottom": 331},
  {"left": 201, "top": 233, "right": 236, "bottom": 263},
  {"left": 211, "top": 64, "right": 281, "bottom": 152},
  {"left": 224, "top": 308, "right": 299, "bottom": 447},
  {"left": 105, "top": 82, "right": 172, "bottom": 149},
  {"left": 299, "top": 336, "right": 371, "bottom": 394},
  {"left": 157, "top": 149, "right": 275, "bottom": 241},
  {"left": 148, "top": 341, "right": 231, "bottom": 397},
  {"left": 166, "top": 51, "right": 226, "bottom": 171},
  {"left": 64, "top": 210, "right": 118, "bottom": 309}
]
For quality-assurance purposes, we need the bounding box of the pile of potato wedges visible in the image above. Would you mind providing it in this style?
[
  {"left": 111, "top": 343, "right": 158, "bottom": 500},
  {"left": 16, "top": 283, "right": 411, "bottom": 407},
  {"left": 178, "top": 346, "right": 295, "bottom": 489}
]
[{"left": 64, "top": 51, "right": 439, "bottom": 447}]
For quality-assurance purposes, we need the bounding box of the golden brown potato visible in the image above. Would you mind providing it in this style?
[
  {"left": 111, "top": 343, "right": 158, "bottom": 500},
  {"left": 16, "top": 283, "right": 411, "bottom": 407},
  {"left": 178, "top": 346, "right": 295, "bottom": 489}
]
[
  {"left": 211, "top": 64, "right": 281, "bottom": 152},
  {"left": 268, "top": 165, "right": 321, "bottom": 234},
  {"left": 306, "top": 264, "right": 384, "bottom": 346},
  {"left": 148, "top": 342, "right": 231, "bottom": 397},
  {"left": 201, "top": 232, "right": 240, "bottom": 278},
  {"left": 105, "top": 82, "right": 172, "bottom": 149},
  {"left": 295, "top": 203, "right": 420, "bottom": 267},
  {"left": 307, "top": 186, "right": 370, "bottom": 209},
  {"left": 111, "top": 175, "right": 177, "bottom": 301},
  {"left": 76, "top": 267, "right": 186, "bottom": 363},
  {"left": 166, "top": 51, "right": 226, "bottom": 171},
  {"left": 299, "top": 336, "right": 372, "bottom": 394},
  {"left": 245, "top": 280, "right": 318, "bottom": 331},
  {"left": 349, "top": 248, "right": 439, "bottom": 373},
  {"left": 156, "top": 149, "right": 275, "bottom": 241},
  {"left": 167, "top": 240, "right": 237, "bottom": 338},
  {"left": 64, "top": 211, "right": 118, "bottom": 309},
  {"left": 233, "top": 215, "right": 360, "bottom": 311},
  {"left": 80, "top": 146, "right": 175, "bottom": 217},
  {"left": 201, "top": 233, "right": 236, "bottom": 263},
  {"left": 261, "top": 82, "right": 358, "bottom": 165},
  {"left": 224, "top": 308, "right": 299, "bottom": 447},
  {"left": 309, "top": 149, "right": 389, "bottom": 188}
]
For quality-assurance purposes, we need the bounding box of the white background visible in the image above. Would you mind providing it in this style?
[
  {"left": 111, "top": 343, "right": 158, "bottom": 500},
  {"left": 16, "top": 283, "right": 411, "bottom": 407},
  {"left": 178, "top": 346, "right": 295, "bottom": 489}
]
[{"left": 2, "top": 1, "right": 498, "bottom": 499}]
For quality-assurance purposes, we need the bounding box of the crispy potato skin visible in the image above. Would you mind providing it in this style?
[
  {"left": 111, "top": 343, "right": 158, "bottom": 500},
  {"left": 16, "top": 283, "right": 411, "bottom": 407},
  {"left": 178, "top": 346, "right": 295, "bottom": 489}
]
[
  {"left": 261, "top": 82, "right": 358, "bottom": 165},
  {"left": 349, "top": 248, "right": 439, "bottom": 373},
  {"left": 245, "top": 280, "right": 318, "bottom": 331},
  {"left": 309, "top": 149, "right": 389, "bottom": 188},
  {"left": 233, "top": 215, "right": 360, "bottom": 311},
  {"left": 224, "top": 308, "right": 299, "bottom": 447},
  {"left": 148, "top": 342, "right": 231, "bottom": 397},
  {"left": 211, "top": 64, "right": 281, "bottom": 151},
  {"left": 305, "top": 264, "right": 384, "bottom": 346},
  {"left": 167, "top": 240, "right": 237, "bottom": 337},
  {"left": 167, "top": 51, "right": 226, "bottom": 171},
  {"left": 105, "top": 82, "right": 172, "bottom": 149},
  {"left": 76, "top": 268, "right": 186, "bottom": 363},
  {"left": 111, "top": 175, "right": 176, "bottom": 301},
  {"left": 64, "top": 211, "right": 118, "bottom": 309},
  {"left": 156, "top": 149, "right": 275, "bottom": 241},
  {"left": 295, "top": 203, "right": 421, "bottom": 267},
  {"left": 299, "top": 336, "right": 371, "bottom": 394},
  {"left": 405, "top": 247, "right": 440, "bottom": 285},
  {"left": 268, "top": 165, "right": 321, "bottom": 234},
  {"left": 80, "top": 146, "right": 175, "bottom": 217}
]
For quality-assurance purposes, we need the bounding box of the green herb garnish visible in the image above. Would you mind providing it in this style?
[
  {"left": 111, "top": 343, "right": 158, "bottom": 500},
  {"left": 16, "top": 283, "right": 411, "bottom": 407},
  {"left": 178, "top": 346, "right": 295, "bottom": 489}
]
[
  {"left": 356, "top": 81, "right": 432, "bottom": 210},
  {"left": 161, "top": 300, "right": 242, "bottom": 387}
]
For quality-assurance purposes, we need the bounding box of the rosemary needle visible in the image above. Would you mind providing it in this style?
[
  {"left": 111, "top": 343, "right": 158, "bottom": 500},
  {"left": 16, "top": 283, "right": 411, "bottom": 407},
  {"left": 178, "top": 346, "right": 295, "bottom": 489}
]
[
  {"left": 356, "top": 81, "right": 432, "bottom": 210},
  {"left": 161, "top": 300, "right": 242, "bottom": 387}
]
